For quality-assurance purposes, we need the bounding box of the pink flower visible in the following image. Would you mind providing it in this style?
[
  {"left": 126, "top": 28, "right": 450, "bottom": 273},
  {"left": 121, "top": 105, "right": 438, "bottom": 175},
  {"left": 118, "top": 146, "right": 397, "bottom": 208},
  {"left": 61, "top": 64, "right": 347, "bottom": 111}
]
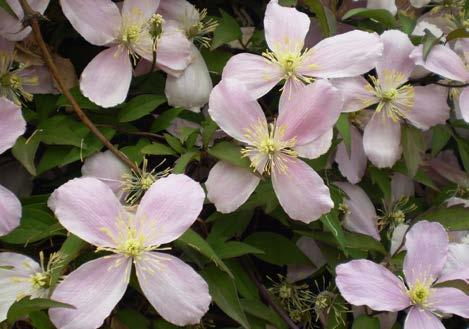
[
  {"left": 334, "top": 30, "right": 450, "bottom": 168},
  {"left": 0, "top": 97, "right": 26, "bottom": 236},
  {"left": 336, "top": 221, "right": 469, "bottom": 329},
  {"left": 222, "top": 0, "right": 382, "bottom": 105},
  {"left": 335, "top": 125, "right": 367, "bottom": 184},
  {"left": 206, "top": 78, "right": 342, "bottom": 223},
  {"left": 411, "top": 40, "right": 469, "bottom": 122},
  {"left": 0, "top": 0, "right": 50, "bottom": 41},
  {"left": 48, "top": 175, "right": 211, "bottom": 328},
  {"left": 60, "top": 0, "right": 192, "bottom": 108}
]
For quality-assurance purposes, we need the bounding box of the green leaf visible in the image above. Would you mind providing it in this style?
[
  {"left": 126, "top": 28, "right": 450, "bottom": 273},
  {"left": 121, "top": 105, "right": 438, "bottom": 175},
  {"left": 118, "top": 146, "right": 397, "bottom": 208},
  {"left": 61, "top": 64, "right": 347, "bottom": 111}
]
[
  {"left": 342, "top": 8, "right": 397, "bottom": 28},
  {"left": 118, "top": 95, "right": 166, "bottom": 122},
  {"left": 345, "top": 232, "right": 386, "bottom": 255},
  {"left": 369, "top": 166, "right": 391, "bottom": 200},
  {"left": 211, "top": 9, "right": 242, "bottom": 50},
  {"left": 446, "top": 28, "right": 469, "bottom": 42},
  {"left": 115, "top": 309, "right": 150, "bottom": 329},
  {"left": 418, "top": 206, "right": 469, "bottom": 230},
  {"left": 241, "top": 299, "right": 287, "bottom": 329},
  {"left": 226, "top": 259, "right": 259, "bottom": 299},
  {"left": 208, "top": 141, "right": 251, "bottom": 168},
  {"left": 336, "top": 113, "right": 351, "bottom": 154},
  {"left": 456, "top": 136, "right": 469, "bottom": 172},
  {"left": 303, "top": 0, "right": 336, "bottom": 36},
  {"left": 150, "top": 107, "right": 183, "bottom": 132},
  {"left": 173, "top": 151, "right": 200, "bottom": 174},
  {"left": 177, "top": 229, "right": 233, "bottom": 276},
  {"left": 431, "top": 125, "right": 452, "bottom": 156},
  {"left": 244, "top": 232, "right": 310, "bottom": 265},
  {"left": 212, "top": 241, "right": 264, "bottom": 259},
  {"left": 402, "top": 125, "right": 425, "bottom": 177},
  {"left": 398, "top": 13, "right": 417, "bottom": 35},
  {"left": 163, "top": 133, "right": 186, "bottom": 154},
  {"left": 201, "top": 117, "right": 218, "bottom": 148},
  {"left": 141, "top": 142, "right": 177, "bottom": 156},
  {"left": 207, "top": 210, "right": 253, "bottom": 244},
  {"left": 12, "top": 136, "right": 40, "bottom": 176},
  {"left": 56, "top": 87, "right": 99, "bottom": 110},
  {"left": 8, "top": 298, "right": 74, "bottom": 324},
  {"left": 201, "top": 48, "right": 232, "bottom": 74},
  {"left": 49, "top": 235, "right": 87, "bottom": 288},
  {"left": 29, "top": 311, "right": 55, "bottom": 329},
  {"left": 352, "top": 315, "right": 380, "bottom": 329},
  {"left": 201, "top": 265, "right": 251, "bottom": 329},
  {"left": 422, "top": 28, "right": 442, "bottom": 60},
  {"left": 321, "top": 212, "right": 347, "bottom": 249}
]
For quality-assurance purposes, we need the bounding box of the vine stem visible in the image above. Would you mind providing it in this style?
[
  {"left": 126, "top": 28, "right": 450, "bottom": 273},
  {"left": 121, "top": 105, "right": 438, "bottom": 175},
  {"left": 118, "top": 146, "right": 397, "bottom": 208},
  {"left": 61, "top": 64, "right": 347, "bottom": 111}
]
[{"left": 18, "top": 0, "right": 140, "bottom": 174}]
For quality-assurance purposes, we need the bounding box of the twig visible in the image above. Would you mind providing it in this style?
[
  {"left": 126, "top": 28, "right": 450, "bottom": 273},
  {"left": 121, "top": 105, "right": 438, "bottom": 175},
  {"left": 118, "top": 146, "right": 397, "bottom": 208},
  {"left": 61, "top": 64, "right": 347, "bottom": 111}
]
[
  {"left": 18, "top": 0, "right": 140, "bottom": 174},
  {"left": 241, "top": 257, "right": 300, "bottom": 329},
  {"left": 431, "top": 81, "right": 469, "bottom": 88}
]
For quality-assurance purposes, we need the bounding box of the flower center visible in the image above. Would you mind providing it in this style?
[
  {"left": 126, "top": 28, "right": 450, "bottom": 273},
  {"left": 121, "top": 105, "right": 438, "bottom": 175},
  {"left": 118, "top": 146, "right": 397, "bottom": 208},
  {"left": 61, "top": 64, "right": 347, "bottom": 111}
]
[
  {"left": 121, "top": 237, "right": 144, "bottom": 257},
  {"left": 241, "top": 120, "right": 297, "bottom": 175},
  {"left": 408, "top": 280, "right": 432, "bottom": 306},
  {"left": 263, "top": 49, "right": 315, "bottom": 83},
  {"left": 1, "top": 73, "right": 21, "bottom": 89},
  {"left": 148, "top": 14, "right": 164, "bottom": 40},
  {"left": 121, "top": 24, "right": 142, "bottom": 44},
  {"left": 185, "top": 8, "right": 218, "bottom": 48},
  {"left": 390, "top": 210, "right": 405, "bottom": 224},
  {"left": 30, "top": 272, "right": 50, "bottom": 289}
]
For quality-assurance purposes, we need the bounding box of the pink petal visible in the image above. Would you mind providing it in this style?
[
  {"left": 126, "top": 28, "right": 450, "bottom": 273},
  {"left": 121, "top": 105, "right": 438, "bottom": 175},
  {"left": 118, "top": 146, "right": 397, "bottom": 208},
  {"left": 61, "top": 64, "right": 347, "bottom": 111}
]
[
  {"left": 158, "top": 0, "right": 198, "bottom": 24},
  {"left": 208, "top": 78, "right": 267, "bottom": 144},
  {"left": 363, "top": 111, "right": 402, "bottom": 168},
  {"left": 0, "top": 185, "right": 21, "bottom": 236},
  {"left": 0, "top": 9, "right": 29, "bottom": 41},
  {"left": 335, "top": 182, "right": 380, "bottom": 241},
  {"left": 21, "top": 66, "right": 56, "bottom": 94},
  {"left": 429, "top": 150, "right": 467, "bottom": 185},
  {"left": 390, "top": 224, "right": 409, "bottom": 255},
  {"left": 59, "top": 0, "right": 121, "bottom": 46},
  {"left": 294, "top": 129, "right": 333, "bottom": 160},
  {"left": 0, "top": 97, "right": 26, "bottom": 155},
  {"left": 263, "top": 0, "right": 310, "bottom": 54},
  {"left": 122, "top": 0, "right": 159, "bottom": 23},
  {"left": 80, "top": 46, "right": 132, "bottom": 108},
  {"left": 391, "top": 173, "right": 414, "bottom": 203},
  {"left": 336, "top": 259, "right": 410, "bottom": 312},
  {"left": 376, "top": 30, "right": 415, "bottom": 87},
  {"left": 335, "top": 125, "right": 367, "bottom": 184},
  {"left": 440, "top": 243, "right": 469, "bottom": 282},
  {"left": 367, "top": 0, "right": 397, "bottom": 15},
  {"left": 272, "top": 157, "right": 333, "bottom": 223},
  {"left": 403, "top": 221, "right": 448, "bottom": 285},
  {"left": 410, "top": 45, "right": 469, "bottom": 83},
  {"left": 287, "top": 236, "right": 326, "bottom": 282},
  {"left": 81, "top": 150, "right": 129, "bottom": 198},
  {"left": 459, "top": 87, "right": 469, "bottom": 123},
  {"left": 49, "top": 255, "right": 131, "bottom": 329},
  {"left": 222, "top": 53, "right": 284, "bottom": 99},
  {"left": 406, "top": 85, "right": 449, "bottom": 130},
  {"left": 428, "top": 287, "right": 469, "bottom": 318},
  {"left": 277, "top": 79, "right": 343, "bottom": 145},
  {"left": 0, "top": 36, "right": 14, "bottom": 53},
  {"left": 404, "top": 307, "right": 445, "bottom": 329},
  {"left": 206, "top": 161, "right": 260, "bottom": 213},
  {"left": 332, "top": 77, "right": 378, "bottom": 113},
  {"left": 135, "top": 174, "right": 204, "bottom": 246},
  {"left": 48, "top": 177, "right": 125, "bottom": 248},
  {"left": 28, "top": 0, "right": 50, "bottom": 14},
  {"left": 156, "top": 23, "right": 192, "bottom": 76},
  {"left": 135, "top": 252, "right": 211, "bottom": 326},
  {"left": 279, "top": 77, "right": 305, "bottom": 111},
  {"left": 299, "top": 30, "right": 382, "bottom": 78}
]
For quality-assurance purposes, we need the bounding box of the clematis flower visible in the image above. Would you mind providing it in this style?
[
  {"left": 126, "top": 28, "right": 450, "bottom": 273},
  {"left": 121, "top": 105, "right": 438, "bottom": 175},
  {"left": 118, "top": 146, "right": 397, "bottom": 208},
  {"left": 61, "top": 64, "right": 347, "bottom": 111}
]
[
  {"left": 0, "top": 252, "right": 51, "bottom": 321},
  {"left": 335, "top": 182, "right": 380, "bottom": 240},
  {"left": 0, "top": 97, "right": 26, "bottom": 236},
  {"left": 48, "top": 175, "right": 211, "bottom": 328},
  {"left": 59, "top": 0, "right": 192, "bottom": 108},
  {"left": 336, "top": 221, "right": 469, "bottom": 329},
  {"left": 334, "top": 30, "right": 450, "bottom": 168},
  {"left": 335, "top": 125, "right": 367, "bottom": 184},
  {"left": 411, "top": 40, "right": 469, "bottom": 122},
  {"left": 222, "top": 0, "right": 382, "bottom": 105},
  {"left": 0, "top": 0, "right": 50, "bottom": 41},
  {"left": 0, "top": 37, "right": 55, "bottom": 105},
  {"left": 206, "top": 78, "right": 342, "bottom": 223}
]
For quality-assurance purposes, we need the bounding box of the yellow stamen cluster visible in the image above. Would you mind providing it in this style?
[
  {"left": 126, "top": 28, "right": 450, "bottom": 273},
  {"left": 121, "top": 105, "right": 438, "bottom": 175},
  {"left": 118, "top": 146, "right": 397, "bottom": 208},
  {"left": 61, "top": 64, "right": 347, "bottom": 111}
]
[
  {"left": 148, "top": 14, "right": 164, "bottom": 41},
  {"left": 30, "top": 272, "right": 50, "bottom": 289},
  {"left": 263, "top": 48, "right": 315, "bottom": 83},
  {"left": 366, "top": 70, "right": 415, "bottom": 123},
  {"left": 241, "top": 120, "right": 297, "bottom": 175},
  {"left": 407, "top": 279, "right": 433, "bottom": 307},
  {"left": 186, "top": 8, "right": 218, "bottom": 48}
]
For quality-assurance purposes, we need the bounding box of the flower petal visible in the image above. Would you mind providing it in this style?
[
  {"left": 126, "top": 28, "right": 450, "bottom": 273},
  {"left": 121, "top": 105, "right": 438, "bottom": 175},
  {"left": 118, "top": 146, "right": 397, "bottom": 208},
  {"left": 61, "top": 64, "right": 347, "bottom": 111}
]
[
  {"left": 295, "top": 129, "right": 333, "bottom": 160},
  {"left": 391, "top": 173, "right": 414, "bottom": 203},
  {"left": 278, "top": 77, "right": 305, "bottom": 111},
  {"left": 406, "top": 85, "right": 449, "bottom": 130},
  {"left": 158, "top": 0, "right": 198, "bottom": 25},
  {"left": 49, "top": 255, "right": 131, "bottom": 329},
  {"left": 336, "top": 259, "right": 410, "bottom": 311},
  {"left": 335, "top": 125, "right": 367, "bottom": 184},
  {"left": 367, "top": 0, "right": 397, "bottom": 15},
  {"left": 206, "top": 161, "right": 260, "bottom": 214},
  {"left": 264, "top": 0, "right": 310, "bottom": 54},
  {"left": 80, "top": 46, "right": 132, "bottom": 108},
  {"left": 428, "top": 287, "right": 469, "bottom": 318},
  {"left": 122, "top": 0, "right": 159, "bottom": 23},
  {"left": 363, "top": 111, "right": 402, "bottom": 168},
  {"left": 287, "top": 236, "right": 326, "bottom": 282},
  {"left": 0, "top": 184, "right": 21, "bottom": 236},
  {"left": 81, "top": 150, "right": 129, "bottom": 198},
  {"left": 59, "top": 0, "right": 121, "bottom": 46},
  {"left": 156, "top": 22, "right": 192, "bottom": 76},
  {"left": 222, "top": 53, "right": 284, "bottom": 99},
  {"left": 440, "top": 243, "right": 469, "bottom": 282},
  {"left": 135, "top": 252, "right": 211, "bottom": 326},
  {"left": 403, "top": 221, "right": 448, "bottom": 285},
  {"left": 208, "top": 78, "right": 267, "bottom": 144},
  {"left": 390, "top": 224, "right": 409, "bottom": 256},
  {"left": 0, "top": 98, "right": 25, "bottom": 155},
  {"left": 300, "top": 30, "right": 382, "bottom": 78},
  {"left": 459, "top": 87, "right": 469, "bottom": 123},
  {"left": 277, "top": 79, "right": 343, "bottom": 145},
  {"left": 335, "top": 182, "right": 380, "bottom": 240},
  {"left": 404, "top": 307, "right": 445, "bottom": 329},
  {"left": 332, "top": 77, "right": 378, "bottom": 113},
  {"left": 21, "top": 66, "right": 56, "bottom": 94},
  {"left": 410, "top": 45, "right": 469, "bottom": 83},
  {"left": 376, "top": 30, "right": 415, "bottom": 86},
  {"left": 135, "top": 174, "right": 204, "bottom": 246},
  {"left": 0, "top": 9, "right": 29, "bottom": 41},
  {"left": 272, "top": 157, "right": 333, "bottom": 223},
  {"left": 48, "top": 177, "right": 125, "bottom": 248}
]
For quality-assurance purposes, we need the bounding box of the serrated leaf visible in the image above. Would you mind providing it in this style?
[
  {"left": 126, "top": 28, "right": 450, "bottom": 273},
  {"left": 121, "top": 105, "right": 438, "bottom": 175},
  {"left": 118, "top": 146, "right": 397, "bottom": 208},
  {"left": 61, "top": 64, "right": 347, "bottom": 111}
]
[
  {"left": 118, "top": 95, "right": 166, "bottom": 122},
  {"left": 352, "top": 315, "right": 380, "bottom": 329},
  {"left": 211, "top": 9, "right": 242, "bottom": 50},
  {"left": 150, "top": 107, "right": 183, "bottom": 132},
  {"left": 12, "top": 136, "right": 40, "bottom": 176},
  {"left": 418, "top": 206, "right": 469, "bottom": 230},
  {"left": 402, "top": 125, "right": 425, "bottom": 177},
  {"left": 212, "top": 241, "right": 264, "bottom": 259},
  {"left": 208, "top": 141, "right": 250, "bottom": 168},
  {"left": 342, "top": 8, "right": 397, "bottom": 28}
]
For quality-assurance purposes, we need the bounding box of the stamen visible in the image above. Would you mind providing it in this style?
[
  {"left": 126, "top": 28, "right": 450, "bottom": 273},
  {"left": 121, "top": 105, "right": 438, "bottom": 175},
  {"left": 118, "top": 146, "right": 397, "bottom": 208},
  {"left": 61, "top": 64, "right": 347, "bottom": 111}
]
[
  {"left": 0, "top": 51, "right": 38, "bottom": 104},
  {"left": 262, "top": 48, "right": 315, "bottom": 84},
  {"left": 407, "top": 279, "right": 433, "bottom": 308}
]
